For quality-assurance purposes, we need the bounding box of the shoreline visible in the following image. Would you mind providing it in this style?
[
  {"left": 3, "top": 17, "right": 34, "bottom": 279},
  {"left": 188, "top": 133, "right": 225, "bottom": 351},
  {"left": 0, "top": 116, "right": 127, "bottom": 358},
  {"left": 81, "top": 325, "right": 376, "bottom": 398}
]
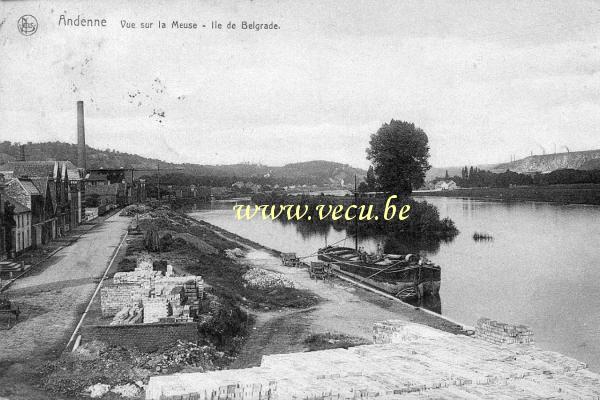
[
  {"left": 414, "top": 184, "right": 600, "bottom": 206},
  {"left": 186, "top": 211, "right": 469, "bottom": 336}
]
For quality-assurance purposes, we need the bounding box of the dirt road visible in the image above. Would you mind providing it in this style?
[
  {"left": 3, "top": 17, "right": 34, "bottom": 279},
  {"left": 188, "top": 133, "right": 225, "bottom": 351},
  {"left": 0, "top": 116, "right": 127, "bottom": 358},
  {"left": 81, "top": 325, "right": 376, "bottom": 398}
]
[
  {"left": 229, "top": 249, "right": 464, "bottom": 368},
  {"left": 0, "top": 214, "right": 130, "bottom": 399}
]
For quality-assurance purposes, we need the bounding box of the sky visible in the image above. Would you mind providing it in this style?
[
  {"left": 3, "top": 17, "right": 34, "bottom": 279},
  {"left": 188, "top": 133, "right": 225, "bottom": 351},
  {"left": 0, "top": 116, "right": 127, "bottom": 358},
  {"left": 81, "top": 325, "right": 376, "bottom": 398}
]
[{"left": 1, "top": 0, "right": 599, "bottom": 169}]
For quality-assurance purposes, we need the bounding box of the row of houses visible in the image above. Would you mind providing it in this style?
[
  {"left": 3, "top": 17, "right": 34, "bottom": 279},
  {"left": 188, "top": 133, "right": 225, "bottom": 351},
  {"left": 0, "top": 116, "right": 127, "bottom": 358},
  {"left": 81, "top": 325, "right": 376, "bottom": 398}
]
[
  {"left": 0, "top": 161, "right": 148, "bottom": 260},
  {"left": 0, "top": 161, "right": 85, "bottom": 259}
]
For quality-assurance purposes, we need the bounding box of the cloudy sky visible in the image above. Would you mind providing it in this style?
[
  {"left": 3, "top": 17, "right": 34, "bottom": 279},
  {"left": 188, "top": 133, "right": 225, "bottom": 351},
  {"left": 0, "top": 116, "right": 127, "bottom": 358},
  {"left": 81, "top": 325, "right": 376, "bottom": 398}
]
[{"left": 1, "top": 0, "right": 599, "bottom": 169}]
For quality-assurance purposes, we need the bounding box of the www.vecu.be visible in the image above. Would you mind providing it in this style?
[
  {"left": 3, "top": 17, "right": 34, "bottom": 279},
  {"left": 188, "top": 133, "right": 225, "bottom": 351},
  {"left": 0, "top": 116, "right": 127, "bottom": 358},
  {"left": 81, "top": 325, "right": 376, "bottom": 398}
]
[{"left": 233, "top": 195, "right": 411, "bottom": 222}]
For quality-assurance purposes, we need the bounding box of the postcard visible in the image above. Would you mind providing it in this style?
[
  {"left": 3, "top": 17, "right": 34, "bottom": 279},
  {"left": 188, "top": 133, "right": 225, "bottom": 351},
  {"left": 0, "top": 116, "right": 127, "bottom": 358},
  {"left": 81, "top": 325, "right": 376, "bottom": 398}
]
[{"left": 1, "top": 1, "right": 599, "bottom": 399}]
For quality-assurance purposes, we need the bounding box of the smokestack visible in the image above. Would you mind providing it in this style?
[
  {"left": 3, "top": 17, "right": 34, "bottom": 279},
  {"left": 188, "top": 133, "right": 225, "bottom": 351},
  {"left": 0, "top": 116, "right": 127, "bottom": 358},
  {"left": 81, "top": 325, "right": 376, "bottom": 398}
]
[
  {"left": 77, "top": 101, "right": 86, "bottom": 170},
  {"left": 19, "top": 145, "right": 26, "bottom": 161}
]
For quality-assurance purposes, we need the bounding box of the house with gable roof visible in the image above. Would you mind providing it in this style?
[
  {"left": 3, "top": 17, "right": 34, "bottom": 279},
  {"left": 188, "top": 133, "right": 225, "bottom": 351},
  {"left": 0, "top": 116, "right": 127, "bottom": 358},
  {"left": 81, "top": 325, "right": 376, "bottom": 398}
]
[
  {"left": 1, "top": 161, "right": 72, "bottom": 240},
  {"left": 4, "top": 196, "right": 32, "bottom": 255},
  {"left": 5, "top": 177, "right": 45, "bottom": 247}
]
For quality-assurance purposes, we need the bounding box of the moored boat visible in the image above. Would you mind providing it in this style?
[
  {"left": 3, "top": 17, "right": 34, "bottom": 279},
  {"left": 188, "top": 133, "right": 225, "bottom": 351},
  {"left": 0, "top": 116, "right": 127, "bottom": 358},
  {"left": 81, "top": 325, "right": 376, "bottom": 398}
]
[{"left": 317, "top": 245, "right": 440, "bottom": 301}]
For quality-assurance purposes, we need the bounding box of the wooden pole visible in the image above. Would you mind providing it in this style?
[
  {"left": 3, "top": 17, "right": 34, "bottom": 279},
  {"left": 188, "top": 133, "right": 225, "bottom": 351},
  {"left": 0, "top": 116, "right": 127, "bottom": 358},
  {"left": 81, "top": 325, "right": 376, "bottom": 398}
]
[{"left": 354, "top": 174, "right": 358, "bottom": 252}]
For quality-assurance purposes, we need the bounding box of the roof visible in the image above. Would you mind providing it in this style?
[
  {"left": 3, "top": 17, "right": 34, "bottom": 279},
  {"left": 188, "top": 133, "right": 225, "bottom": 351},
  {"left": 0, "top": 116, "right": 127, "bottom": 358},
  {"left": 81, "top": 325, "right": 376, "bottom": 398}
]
[
  {"left": 20, "top": 180, "right": 41, "bottom": 195},
  {"left": 29, "top": 176, "right": 49, "bottom": 196},
  {"left": 1, "top": 161, "right": 59, "bottom": 179},
  {"left": 6, "top": 197, "right": 31, "bottom": 213},
  {"left": 63, "top": 161, "right": 84, "bottom": 181},
  {"left": 7, "top": 178, "right": 41, "bottom": 196}
]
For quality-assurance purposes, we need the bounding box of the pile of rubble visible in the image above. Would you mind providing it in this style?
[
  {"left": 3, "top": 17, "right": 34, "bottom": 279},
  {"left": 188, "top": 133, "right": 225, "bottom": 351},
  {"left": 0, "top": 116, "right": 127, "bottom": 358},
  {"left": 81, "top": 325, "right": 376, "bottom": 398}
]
[
  {"left": 120, "top": 204, "right": 152, "bottom": 217},
  {"left": 86, "top": 383, "right": 141, "bottom": 399},
  {"left": 475, "top": 317, "right": 534, "bottom": 345},
  {"left": 141, "top": 340, "right": 232, "bottom": 374},
  {"left": 242, "top": 268, "right": 295, "bottom": 290},
  {"left": 44, "top": 339, "right": 230, "bottom": 399},
  {"left": 224, "top": 247, "right": 245, "bottom": 259},
  {"left": 136, "top": 207, "right": 192, "bottom": 230}
]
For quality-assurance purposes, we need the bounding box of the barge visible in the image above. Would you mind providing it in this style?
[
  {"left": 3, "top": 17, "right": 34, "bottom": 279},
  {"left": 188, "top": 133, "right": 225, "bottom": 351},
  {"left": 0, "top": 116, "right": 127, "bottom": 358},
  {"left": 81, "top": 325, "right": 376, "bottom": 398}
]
[{"left": 317, "top": 246, "right": 440, "bottom": 301}]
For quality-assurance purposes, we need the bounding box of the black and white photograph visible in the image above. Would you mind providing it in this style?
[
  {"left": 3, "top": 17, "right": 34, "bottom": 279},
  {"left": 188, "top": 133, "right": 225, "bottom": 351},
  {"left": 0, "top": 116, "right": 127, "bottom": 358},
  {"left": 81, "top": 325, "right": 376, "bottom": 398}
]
[{"left": 1, "top": 1, "right": 600, "bottom": 399}]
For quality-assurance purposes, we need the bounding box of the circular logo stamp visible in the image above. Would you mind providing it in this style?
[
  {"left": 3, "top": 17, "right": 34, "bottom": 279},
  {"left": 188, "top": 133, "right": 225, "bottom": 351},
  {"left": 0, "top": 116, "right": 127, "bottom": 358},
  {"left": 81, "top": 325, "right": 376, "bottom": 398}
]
[{"left": 17, "top": 15, "right": 38, "bottom": 36}]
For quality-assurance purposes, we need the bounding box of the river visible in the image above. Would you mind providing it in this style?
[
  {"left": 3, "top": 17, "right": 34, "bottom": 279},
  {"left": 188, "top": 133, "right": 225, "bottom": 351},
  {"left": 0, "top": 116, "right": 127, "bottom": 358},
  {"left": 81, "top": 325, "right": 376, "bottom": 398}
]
[{"left": 189, "top": 196, "right": 600, "bottom": 371}]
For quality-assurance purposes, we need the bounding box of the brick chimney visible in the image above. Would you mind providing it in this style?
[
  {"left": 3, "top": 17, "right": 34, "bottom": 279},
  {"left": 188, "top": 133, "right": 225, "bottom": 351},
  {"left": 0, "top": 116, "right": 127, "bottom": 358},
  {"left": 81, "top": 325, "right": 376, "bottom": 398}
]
[
  {"left": 0, "top": 174, "right": 6, "bottom": 259},
  {"left": 77, "top": 101, "right": 86, "bottom": 171},
  {"left": 19, "top": 145, "right": 26, "bottom": 161}
]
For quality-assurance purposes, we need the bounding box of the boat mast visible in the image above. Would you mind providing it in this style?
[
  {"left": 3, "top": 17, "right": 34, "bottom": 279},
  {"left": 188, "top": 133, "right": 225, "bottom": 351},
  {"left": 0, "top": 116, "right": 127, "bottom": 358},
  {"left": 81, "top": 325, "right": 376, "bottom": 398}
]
[{"left": 354, "top": 174, "right": 358, "bottom": 252}]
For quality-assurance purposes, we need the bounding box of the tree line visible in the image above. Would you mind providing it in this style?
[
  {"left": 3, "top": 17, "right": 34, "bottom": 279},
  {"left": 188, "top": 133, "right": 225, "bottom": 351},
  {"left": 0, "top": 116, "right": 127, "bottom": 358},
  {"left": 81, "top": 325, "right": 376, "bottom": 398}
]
[{"left": 446, "top": 167, "right": 600, "bottom": 188}]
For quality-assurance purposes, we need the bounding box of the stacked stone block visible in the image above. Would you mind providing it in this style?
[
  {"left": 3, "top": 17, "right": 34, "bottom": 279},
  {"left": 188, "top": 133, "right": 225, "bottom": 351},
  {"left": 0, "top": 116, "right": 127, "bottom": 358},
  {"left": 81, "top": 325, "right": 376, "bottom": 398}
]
[
  {"left": 146, "top": 320, "right": 597, "bottom": 400},
  {"left": 112, "top": 269, "right": 161, "bottom": 287},
  {"left": 99, "top": 255, "right": 204, "bottom": 322},
  {"left": 475, "top": 318, "right": 534, "bottom": 345},
  {"left": 100, "top": 284, "right": 150, "bottom": 317},
  {"left": 142, "top": 297, "right": 169, "bottom": 323}
]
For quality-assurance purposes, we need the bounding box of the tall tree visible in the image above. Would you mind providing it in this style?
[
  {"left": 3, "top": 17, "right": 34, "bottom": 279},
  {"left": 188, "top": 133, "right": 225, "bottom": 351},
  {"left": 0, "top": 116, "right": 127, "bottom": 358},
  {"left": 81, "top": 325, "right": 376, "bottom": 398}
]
[
  {"left": 365, "top": 165, "right": 377, "bottom": 191},
  {"left": 366, "top": 120, "right": 431, "bottom": 195}
]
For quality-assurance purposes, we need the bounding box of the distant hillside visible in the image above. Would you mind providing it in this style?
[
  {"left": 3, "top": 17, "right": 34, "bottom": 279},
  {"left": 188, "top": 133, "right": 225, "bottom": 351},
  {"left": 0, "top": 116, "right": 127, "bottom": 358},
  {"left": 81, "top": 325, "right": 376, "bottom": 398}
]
[
  {"left": 0, "top": 141, "right": 168, "bottom": 170},
  {"left": 0, "top": 141, "right": 365, "bottom": 186},
  {"left": 427, "top": 149, "right": 600, "bottom": 181},
  {"left": 491, "top": 150, "right": 600, "bottom": 174},
  {"left": 580, "top": 158, "right": 600, "bottom": 170},
  {"left": 274, "top": 161, "right": 365, "bottom": 186}
]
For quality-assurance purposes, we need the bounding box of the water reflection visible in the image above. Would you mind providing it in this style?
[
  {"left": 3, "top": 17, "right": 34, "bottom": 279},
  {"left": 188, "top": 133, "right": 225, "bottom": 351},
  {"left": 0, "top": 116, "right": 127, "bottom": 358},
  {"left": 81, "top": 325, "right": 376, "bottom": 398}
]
[
  {"left": 273, "top": 217, "right": 451, "bottom": 255},
  {"left": 382, "top": 233, "right": 448, "bottom": 255}
]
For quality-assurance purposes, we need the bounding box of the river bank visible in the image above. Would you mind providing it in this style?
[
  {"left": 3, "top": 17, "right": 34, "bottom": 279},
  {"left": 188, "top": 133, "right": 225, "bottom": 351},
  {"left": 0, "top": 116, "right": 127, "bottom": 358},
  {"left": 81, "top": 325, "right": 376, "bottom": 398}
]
[
  {"left": 185, "top": 212, "right": 469, "bottom": 368},
  {"left": 17, "top": 203, "right": 467, "bottom": 399},
  {"left": 417, "top": 183, "right": 600, "bottom": 205}
]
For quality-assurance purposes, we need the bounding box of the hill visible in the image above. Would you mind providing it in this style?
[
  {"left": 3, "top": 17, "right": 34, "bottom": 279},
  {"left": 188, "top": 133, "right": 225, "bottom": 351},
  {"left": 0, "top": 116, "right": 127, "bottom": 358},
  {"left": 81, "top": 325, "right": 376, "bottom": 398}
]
[
  {"left": 274, "top": 161, "right": 365, "bottom": 186},
  {"left": 0, "top": 141, "right": 365, "bottom": 186},
  {"left": 427, "top": 149, "right": 600, "bottom": 181},
  {"left": 491, "top": 150, "right": 600, "bottom": 174}
]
